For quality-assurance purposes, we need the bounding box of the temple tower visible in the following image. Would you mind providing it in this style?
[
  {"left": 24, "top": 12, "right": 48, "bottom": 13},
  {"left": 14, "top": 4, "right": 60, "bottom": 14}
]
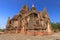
[{"left": 5, "top": 5, "right": 53, "bottom": 35}]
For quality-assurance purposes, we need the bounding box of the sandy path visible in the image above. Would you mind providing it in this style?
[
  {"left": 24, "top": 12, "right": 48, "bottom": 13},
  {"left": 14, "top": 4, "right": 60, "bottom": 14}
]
[{"left": 0, "top": 32, "right": 60, "bottom": 40}]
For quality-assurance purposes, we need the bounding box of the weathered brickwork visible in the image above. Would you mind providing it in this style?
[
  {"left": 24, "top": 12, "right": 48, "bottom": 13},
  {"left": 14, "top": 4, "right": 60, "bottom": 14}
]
[{"left": 5, "top": 5, "right": 53, "bottom": 35}]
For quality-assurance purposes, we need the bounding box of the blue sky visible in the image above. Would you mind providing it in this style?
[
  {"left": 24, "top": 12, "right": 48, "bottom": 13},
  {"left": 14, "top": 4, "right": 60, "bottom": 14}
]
[{"left": 0, "top": 0, "right": 60, "bottom": 29}]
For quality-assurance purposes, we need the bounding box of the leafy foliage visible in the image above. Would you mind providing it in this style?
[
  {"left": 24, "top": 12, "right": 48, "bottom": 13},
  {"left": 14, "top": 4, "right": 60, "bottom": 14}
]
[
  {"left": 0, "top": 29, "right": 5, "bottom": 32},
  {"left": 51, "top": 22, "right": 60, "bottom": 32}
]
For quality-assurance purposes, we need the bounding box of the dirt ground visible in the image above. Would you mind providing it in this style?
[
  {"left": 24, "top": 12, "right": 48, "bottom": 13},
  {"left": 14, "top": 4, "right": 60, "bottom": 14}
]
[{"left": 0, "top": 32, "right": 60, "bottom": 40}]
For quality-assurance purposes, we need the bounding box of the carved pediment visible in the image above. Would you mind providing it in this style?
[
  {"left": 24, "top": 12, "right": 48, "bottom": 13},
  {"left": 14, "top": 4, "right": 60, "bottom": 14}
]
[{"left": 13, "top": 21, "right": 19, "bottom": 28}]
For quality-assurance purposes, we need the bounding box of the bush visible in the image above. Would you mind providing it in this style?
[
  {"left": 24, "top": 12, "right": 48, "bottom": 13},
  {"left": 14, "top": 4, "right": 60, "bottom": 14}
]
[
  {"left": 51, "top": 22, "right": 60, "bottom": 32},
  {"left": 0, "top": 29, "right": 5, "bottom": 32}
]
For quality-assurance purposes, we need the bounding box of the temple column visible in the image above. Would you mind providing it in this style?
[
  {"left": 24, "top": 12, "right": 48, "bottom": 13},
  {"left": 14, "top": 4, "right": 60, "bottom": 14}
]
[
  {"left": 16, "top": 28, "right": 18, "bottom": 33},
  {"left": 47, "top": 23, "right": 52, "bottom": 35},
  {"left": 18, "top": 17, "right": 21, "bottom": 33},
  {"left": 21, "top": 18, "right": 26, "bottom": 34}
]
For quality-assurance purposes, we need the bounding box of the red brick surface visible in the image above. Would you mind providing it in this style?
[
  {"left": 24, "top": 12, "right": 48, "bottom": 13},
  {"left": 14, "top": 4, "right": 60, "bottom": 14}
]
[{"left": 5, "top": 28, "right": 53, "bottom": 36}]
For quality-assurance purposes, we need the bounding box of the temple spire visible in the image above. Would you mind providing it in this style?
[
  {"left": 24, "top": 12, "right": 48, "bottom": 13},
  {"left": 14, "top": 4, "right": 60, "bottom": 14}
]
[
  {"left": 31, "top": 4, "right": 36, "bottom": 10},
  {"left": 8, "top": 17, "right": 10, "bottom": 22},
  {"left": 20, "top": 5, "right": 28, "bottom": 14},
  {"left": 22, "top": 5, "right": 28, "bottom": 11},
  {"left": 43, "top": 7, "right": 48, "bottom": 15},
  {"left": 7, "top": 17, "right": 10, "bottom": 24},
  {"left": 43, "top": 7, "right": 46, "bottom": 13},
  {"left": 43, "top": 7, "right": 49, "bottom": 18},
  {"left": 6, "top": 17, "right": 10, "bottom": 28}
]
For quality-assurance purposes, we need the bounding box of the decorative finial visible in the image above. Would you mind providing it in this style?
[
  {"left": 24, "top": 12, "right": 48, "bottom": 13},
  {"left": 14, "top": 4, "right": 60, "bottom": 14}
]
[
  {"left": 32, "top": 4, "right": 34, "bottom": 7},
  {"left": 7, "top": 17, "right": 10, "bottom": 24},
  {"left": 8, "top": 17, "right": 10, "bottom": 20},
  {"left": 31, "top": 4, "right": 36, "bottom": 10}
]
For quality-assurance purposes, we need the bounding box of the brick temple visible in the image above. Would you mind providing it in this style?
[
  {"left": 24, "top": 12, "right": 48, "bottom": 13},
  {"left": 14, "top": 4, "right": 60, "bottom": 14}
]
[{"left": 5, "top": 5, "right": 53, "bottom": 36}]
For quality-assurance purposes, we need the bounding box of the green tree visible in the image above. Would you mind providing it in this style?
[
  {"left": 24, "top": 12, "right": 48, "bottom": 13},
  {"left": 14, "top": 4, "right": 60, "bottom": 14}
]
[
  {"left": 0, "top": 29, "right": 5, "bottom": 32},
  {"left": 51, "top": 22, "right": 58, "bottom": 32},
  {"left": 56, "top": 22, "right": 60, "bottom": 31}
]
